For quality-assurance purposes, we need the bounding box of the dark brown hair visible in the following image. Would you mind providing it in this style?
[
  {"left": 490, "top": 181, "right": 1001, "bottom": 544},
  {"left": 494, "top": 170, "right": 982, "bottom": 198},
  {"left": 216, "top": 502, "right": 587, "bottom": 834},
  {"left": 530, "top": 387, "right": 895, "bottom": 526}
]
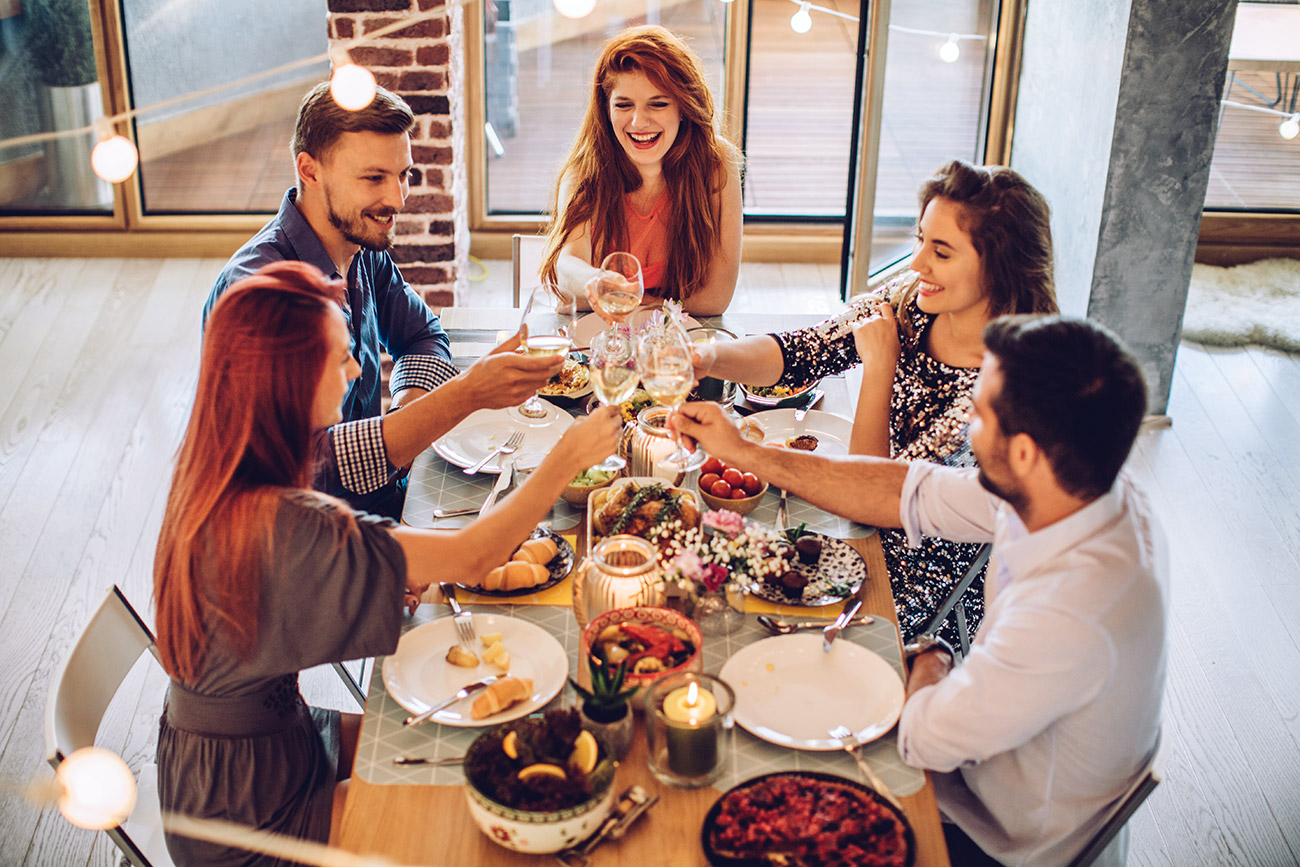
[{"left": 292, "top": 80, "right": 415, "bottom": 167}]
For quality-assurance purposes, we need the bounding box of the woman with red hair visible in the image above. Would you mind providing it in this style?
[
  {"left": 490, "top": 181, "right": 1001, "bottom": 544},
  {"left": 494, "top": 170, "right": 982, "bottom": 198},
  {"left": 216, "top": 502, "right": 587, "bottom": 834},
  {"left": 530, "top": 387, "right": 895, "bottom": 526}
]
[
  {"left": 540, "top": 24, "right": 742, "bottom": 315},
  {"left": 153, "top": 261, "right": 620, "bottom": 865}
]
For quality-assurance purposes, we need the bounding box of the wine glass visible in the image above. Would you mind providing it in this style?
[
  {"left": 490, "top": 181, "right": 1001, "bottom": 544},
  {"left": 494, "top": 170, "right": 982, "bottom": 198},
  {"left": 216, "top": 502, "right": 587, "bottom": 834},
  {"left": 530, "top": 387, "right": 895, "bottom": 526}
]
[
  {"left": 587, "top": 329, "right": 638, "bottom": 471},
  {"left": 517, "top": 284, "right": 577, "bottom": 423},
  {"left": 587, "top": 252, "right": 644, "bottom": 325},
  {"left": 636, "top": 322, "right": 706, "bottom": 473}
]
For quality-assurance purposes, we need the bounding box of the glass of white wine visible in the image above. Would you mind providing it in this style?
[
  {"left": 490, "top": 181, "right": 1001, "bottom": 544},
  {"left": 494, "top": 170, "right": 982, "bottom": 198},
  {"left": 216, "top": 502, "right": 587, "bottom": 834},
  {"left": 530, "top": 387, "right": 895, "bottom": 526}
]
[
  {"left": 587, "top": 329, "right": 638, "bottom": 471},
  {"left": 636, "top": 322, "right": 706, "bottom": 473},
  {"left": 587, "top": 252, "right": 644, "bottom": 324},
  {"left": 517, "top": 284, "right": 577, "bottom": 422}
]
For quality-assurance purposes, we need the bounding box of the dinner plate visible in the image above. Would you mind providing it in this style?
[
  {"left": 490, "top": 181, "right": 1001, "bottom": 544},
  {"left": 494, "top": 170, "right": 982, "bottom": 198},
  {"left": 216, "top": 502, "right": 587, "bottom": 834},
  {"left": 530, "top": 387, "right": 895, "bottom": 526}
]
[
  {"left": 738, "top": 380, "right": 822, "bottom": 409},
  {"left": 701, "top": 771, "right": 915, "bottom": 867},
  {"left": 382, "top": 614, "right": 568, "bottom": 726},
  {"left": 745, "top": 533, "right": 866, "bottom": 607},
  {"left": 742, "top": 408, "right": 853, "bottom": 456},
  {"left": 571, "top": 311, "right": 702, "bottom": 349},
  {"left": 432, "top": 402, "right": 574, "bottom": 473},
  {"left": 457, "top": 529, "right": 575, "bottom": 597},
  {"left": 718, "top": 633, "right": 904, "bottom": 750},
  {"left": 536, "top": 351, "right": 594, "bottom": 400}
]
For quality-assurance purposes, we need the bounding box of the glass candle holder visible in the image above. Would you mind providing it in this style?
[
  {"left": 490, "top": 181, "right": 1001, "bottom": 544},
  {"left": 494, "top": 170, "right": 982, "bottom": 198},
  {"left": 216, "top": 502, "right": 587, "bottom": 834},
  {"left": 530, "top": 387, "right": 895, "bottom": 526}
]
[
  {"left": 645, "top": 672, "right": 735, "bottom": 788},
  {"left": 572, "top": 534, "right": 663, "bottom": 630}
]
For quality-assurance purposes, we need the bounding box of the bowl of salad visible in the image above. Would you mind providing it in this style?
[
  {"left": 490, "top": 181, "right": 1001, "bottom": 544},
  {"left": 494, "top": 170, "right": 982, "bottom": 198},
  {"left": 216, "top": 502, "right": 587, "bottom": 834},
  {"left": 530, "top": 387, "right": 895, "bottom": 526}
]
[
  {"left": 739, "top": 380, "right": 821, "bottom": 409},
  {"left": 580, "top": 606, "right": 703, "bottom": 697},
  {"left": 562, "top": 467, "right": 619, "bottom": 507}
]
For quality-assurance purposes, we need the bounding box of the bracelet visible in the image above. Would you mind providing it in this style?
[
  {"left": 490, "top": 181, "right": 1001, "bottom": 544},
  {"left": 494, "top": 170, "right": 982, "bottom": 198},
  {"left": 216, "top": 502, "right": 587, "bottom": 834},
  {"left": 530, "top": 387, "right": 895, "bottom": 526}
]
[{"left": 903, "top": 632, "right": 955, "bottom": 667}]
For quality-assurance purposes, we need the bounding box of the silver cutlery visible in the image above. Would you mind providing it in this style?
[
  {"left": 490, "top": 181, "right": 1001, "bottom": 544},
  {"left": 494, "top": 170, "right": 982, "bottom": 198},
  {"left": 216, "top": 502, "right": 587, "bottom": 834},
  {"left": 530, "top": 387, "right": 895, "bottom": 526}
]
[
  {"left": 775, "top": 487, "right": 790, "bottom": 529},
  {"left": 432, "top": 506, "right": 479, "bottom": 519},
  {"left": 555, "top": 785, "right": 657, "bottom": 867},
  {"left": 392, "top": 755, "right": 465, "bottom": 767},
  {"left": 758, "top": 613, "right": 874, "bottom": 635},
  {"left": 464, "top": 429, "right": 524, "bottom": 475},
  {"left": 793, "top": 389, "right": 822, "bottom": 422},
  {"left": 823, "top": 597, "right": 864, "bottom": 652},
  {"left": 440, "top": 582, "right": 477, "bottom": 647},
  {"left": 478, "top": 454, "right": 516, "bottom": 513},
  {"left": 827, "top": 725, "right": 903, "bottom": 811},
  {"left": 403, "top": 675, "right": 500, "bottom": 727}
]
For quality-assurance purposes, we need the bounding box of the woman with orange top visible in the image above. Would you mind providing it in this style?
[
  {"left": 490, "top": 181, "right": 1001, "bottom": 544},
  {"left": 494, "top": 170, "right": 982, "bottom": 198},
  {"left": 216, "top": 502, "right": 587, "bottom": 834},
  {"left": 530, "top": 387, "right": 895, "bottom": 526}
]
[{"left": 540, "top": 25, "right": 742, "bottom": 316}]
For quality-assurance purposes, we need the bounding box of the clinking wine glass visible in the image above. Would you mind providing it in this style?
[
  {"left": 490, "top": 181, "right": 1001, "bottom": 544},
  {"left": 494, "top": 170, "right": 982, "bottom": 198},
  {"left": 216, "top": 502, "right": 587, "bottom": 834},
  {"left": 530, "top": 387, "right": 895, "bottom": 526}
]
[
  {"left": 588, "top": 252, "right": 644, "bottom": 324},
  {"left": 587, "top": 329, "right": 638, "bottom": 471},
  {"left": 517, "top": 284, "right": 577, "bottom": 422},
  {"left": 637, "top": 323, "right": 707, "bottom": 473}
]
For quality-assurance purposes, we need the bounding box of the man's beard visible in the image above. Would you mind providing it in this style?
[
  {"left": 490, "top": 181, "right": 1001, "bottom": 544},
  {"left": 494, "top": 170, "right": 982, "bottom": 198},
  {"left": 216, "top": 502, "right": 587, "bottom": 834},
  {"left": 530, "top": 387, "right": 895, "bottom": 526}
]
[
  {"left": 976, "top": 443, "right": 1028, "bottom": 515},
  {"left": 325, "top": 189, "right": 396, "bottom": 253}
]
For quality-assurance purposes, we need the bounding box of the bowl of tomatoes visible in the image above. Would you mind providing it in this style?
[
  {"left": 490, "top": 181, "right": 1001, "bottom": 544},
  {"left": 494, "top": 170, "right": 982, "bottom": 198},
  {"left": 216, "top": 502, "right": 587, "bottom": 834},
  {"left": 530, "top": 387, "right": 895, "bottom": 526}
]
[{"left": 696, "top": 457, "right": 768, "bottom": 516}]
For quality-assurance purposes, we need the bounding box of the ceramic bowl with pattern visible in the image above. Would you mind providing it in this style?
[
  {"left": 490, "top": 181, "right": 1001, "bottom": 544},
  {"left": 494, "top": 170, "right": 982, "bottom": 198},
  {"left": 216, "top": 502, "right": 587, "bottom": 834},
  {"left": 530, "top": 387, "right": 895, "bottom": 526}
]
[
  {"left": 739, "top": 380, "right": 821, "bottom": 409},
  {"left": 580, "top": 606, "right": 703, "bottom": 696}
]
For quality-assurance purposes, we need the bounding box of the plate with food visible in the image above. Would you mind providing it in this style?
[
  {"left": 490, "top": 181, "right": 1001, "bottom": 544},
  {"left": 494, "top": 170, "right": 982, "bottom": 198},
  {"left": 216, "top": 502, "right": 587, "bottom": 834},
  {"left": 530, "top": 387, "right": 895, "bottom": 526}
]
[
  {"left": 739, "top": 379, "right": 822, "bottom": 409},
  {"left": 587, "top": 388, "right": 656, "bottom": 425},
  {"left": 742, "top": 408, "right": 853, "bottom": 456},
  {"left": 580, "top": 606, "right": 702, "bottom": 689},
  {"left": 587, "top": 476, "right": 701, "bottom": 557},
  {"left": 702, "top": 771, "right": 914, "bottom": 867},
  {"left": 458, "top": 529, "right": 574, "bottom": 597},
  {"left": 718, "top": 633, "right": 905, "bottom": 750},
  {"left": 746, "top": 529, "right": 866, "bottom": 607},
  {"left": 382, "top": 613, "right": 568, "bottom": 726},
  {"left": 571, "top": 311, "right": 702, "bottom": 349},
  {"left": 537, "top": 352, "right": 593, "bottom": 400},
  {"left": 432, "top": 403, "right": 574, "bottom": 473}
]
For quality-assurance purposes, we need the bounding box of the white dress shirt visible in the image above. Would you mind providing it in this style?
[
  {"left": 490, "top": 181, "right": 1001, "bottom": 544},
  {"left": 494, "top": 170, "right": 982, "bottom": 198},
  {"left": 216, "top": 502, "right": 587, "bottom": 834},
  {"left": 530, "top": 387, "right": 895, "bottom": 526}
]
[{"left": 895, "top": 463, "right": 1168, "bottom": 867}]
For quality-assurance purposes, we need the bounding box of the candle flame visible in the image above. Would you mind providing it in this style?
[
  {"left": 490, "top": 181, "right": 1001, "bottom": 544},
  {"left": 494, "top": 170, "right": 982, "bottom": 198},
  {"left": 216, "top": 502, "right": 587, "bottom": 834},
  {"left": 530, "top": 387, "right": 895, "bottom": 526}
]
[{"left": 686, "top": 681, "right": 699, "bottom": 707}]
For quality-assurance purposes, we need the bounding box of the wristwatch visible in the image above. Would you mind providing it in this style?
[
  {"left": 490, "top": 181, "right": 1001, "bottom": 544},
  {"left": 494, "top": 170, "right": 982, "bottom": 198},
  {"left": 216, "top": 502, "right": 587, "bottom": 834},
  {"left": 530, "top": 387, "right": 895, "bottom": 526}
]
[{"left": 903, "top": 632, "right": 955, "bottom": 667}]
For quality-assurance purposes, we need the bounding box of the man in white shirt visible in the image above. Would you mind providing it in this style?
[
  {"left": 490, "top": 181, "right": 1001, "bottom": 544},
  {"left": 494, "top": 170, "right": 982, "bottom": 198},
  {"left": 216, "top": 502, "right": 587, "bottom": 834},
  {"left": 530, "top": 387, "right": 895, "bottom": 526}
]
[{"left": 675, "top": 315, "right": 1167, "bottom": 867}]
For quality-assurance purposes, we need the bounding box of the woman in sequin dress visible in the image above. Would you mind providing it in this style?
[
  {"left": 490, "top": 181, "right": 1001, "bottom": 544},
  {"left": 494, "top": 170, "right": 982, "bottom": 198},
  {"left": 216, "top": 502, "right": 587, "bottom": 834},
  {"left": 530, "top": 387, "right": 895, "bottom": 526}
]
[{"left": 693, "top": 161, "right": 1058, "bottom": 645}]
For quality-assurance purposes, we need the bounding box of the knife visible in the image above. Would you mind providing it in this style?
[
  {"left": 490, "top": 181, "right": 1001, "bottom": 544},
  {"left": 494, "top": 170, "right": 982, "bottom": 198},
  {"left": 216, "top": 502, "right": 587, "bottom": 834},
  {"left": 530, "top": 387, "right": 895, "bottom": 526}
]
[
  {"left": 479, "top": 456, "right": 515, "bottom": 514},
  {"left": 404, "top": 675, "right": 501, "bottom": 726},
  {"left": 823, "top": 597, "right": 864, "bottom": 653}
]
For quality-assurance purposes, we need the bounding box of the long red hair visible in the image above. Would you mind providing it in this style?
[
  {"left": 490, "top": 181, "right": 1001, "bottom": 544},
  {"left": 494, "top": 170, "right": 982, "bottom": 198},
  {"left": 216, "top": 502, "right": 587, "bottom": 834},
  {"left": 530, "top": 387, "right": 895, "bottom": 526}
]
[
  {"left": 540, "top": 25, "right": 738, "bottom": 301},
  {"left": 154, "top": 261, "right": 347, "bottom": 683}
]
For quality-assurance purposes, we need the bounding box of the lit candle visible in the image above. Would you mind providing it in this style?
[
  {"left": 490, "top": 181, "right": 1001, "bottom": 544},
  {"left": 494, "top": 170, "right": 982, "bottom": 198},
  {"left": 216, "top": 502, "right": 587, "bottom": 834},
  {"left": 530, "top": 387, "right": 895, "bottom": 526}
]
[{"left": 662, "top": 681, "right": 718, "bottom": 776}]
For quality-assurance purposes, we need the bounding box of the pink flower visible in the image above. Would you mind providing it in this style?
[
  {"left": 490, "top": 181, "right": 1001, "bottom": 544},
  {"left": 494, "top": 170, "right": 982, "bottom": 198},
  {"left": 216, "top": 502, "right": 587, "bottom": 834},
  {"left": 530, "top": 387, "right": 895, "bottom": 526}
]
[
  {"left": 702, "top": 509, "right": 744, "bottom": 537},
  {"left": 672, "top": 549, "right": 705, "bottom": 582},
  {"left": 702, "top": 563, "right": 729, "bottom": 592}
]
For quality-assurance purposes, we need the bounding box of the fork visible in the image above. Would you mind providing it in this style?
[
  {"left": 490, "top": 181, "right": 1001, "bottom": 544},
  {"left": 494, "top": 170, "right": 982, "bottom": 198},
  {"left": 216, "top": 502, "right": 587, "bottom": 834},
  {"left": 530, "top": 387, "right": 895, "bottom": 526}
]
[
  {"left": 776, "top": 487, "right": 790, "bottom": 529},
  {"left": 464, "top": 430, "right": 524, "bottom": 475},
  {"left": 827, "top": 725, "right": 903, "bottom": 811},
  {"left": 439, "top": 582, "right": 477, "bottom": 647}
]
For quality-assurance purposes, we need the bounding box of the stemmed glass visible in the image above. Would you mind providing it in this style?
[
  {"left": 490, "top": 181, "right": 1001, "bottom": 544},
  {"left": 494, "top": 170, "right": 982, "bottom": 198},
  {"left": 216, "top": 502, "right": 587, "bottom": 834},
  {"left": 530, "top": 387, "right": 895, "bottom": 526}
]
[
  {"left": 516, "top": 284, "right": 577, "bottom": 423},
  {"left": 587, "top": 252, "right": 644, "bottom": 325},
  {"left": 587, "top": 329, "right": 639, "bottom": 471},
  {"left": 636, "top": 319, "right": 707, "bottom": 473}
]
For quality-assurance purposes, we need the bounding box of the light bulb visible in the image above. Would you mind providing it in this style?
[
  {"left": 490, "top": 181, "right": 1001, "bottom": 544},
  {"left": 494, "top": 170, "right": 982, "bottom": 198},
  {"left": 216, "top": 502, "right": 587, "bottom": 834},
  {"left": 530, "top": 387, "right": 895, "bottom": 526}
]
[
  {"left": 1281, "top": 114, "right": 1300, "bottom": 141},
  {"left": 939, "top": 35, "right": 960, "bottom": 63},
  {"left": 91, "top": 135, "right": 138, "bottom": 184},
  {"left": 553, "top": 0, "right": 596, "bottom": 19},
  {"left": 56, "top": 747, "right": 137, "bottom": 830},
  {"left": 330, "top": 63, "right": 377, "bottom": 111},
  {"left": 790, "top": 4, "right": 813, "bottom": 34}
]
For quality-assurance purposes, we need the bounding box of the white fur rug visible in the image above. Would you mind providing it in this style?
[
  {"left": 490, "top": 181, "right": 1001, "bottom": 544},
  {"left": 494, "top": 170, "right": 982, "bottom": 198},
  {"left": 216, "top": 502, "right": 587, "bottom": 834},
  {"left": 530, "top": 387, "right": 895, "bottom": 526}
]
[{"left": 1182, "top": 258, "right": 1300, "bottom": 351}]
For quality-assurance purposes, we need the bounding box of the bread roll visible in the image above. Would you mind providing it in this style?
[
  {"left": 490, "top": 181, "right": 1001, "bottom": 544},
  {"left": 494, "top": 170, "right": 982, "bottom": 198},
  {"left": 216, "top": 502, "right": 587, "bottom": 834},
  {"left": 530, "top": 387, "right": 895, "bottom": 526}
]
[
  {"left": 503, "top": 561, "right": 548, "bottom": 591},
  {"left": 471, "top": 676, "right": 533, "bottom": 719},
  {"left": 511, "top": 537, "right": 558, "bottom": 565},
  {"left": 483, "top": 565, "right": 506, "bottom": 592}
]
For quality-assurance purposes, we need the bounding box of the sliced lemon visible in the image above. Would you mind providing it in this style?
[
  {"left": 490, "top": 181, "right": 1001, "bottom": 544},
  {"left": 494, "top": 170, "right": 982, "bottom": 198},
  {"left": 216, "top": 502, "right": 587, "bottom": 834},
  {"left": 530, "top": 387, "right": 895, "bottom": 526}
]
[
  {"left": 518, "top": 763, "right": 567, "bottom": 782},
  {"left": 502, "top": 730, "right": 519, "bottom": 760},
  {"left": 569, "top": 730, "right": 599, "bottom": 775}
]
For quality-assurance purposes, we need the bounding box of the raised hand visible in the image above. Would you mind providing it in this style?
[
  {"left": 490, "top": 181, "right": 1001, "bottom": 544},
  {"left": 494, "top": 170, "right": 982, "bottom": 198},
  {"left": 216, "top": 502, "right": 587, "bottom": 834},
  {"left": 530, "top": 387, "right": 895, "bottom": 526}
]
[{"left": 463, "top": 329, "right": 564, "bottom": 410}]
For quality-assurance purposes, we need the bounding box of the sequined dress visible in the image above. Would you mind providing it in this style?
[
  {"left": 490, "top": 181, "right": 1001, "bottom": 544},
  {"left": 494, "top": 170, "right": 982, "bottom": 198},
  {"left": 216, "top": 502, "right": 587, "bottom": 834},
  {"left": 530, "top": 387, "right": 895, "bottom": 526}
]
[{"left": 772, "top": 277, "right": 986, "bottom": 645}]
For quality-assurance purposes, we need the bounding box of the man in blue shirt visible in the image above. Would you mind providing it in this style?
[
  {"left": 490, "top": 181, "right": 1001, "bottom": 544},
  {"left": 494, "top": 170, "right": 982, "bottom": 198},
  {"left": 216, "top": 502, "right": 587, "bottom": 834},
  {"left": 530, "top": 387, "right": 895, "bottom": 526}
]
[{"left": 206, "top": 82, "right": 560, "bottom": 518}]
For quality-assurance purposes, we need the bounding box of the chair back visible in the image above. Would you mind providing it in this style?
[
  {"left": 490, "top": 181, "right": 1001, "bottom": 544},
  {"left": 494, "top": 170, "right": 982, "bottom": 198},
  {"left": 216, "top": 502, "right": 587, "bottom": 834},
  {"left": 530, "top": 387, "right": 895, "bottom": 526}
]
[
  {"left": 44, "top": 585, "right": 174, "bottom": 867},
  {"left": 512, "top": 233, "right": 547, "bottom": 307},
  {"left": 1066, "top": 731, "right": 1168, "bottom": 867}
]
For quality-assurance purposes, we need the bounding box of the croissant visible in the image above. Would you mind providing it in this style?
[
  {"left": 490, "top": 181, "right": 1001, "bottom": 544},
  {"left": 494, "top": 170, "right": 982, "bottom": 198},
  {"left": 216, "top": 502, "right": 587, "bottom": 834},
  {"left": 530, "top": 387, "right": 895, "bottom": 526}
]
[
  {"left": 511, "top": 537, "right": 558, "bottom": 565},
  {"left": 471, "top": 676, "right": 533, "bottom": 719}
]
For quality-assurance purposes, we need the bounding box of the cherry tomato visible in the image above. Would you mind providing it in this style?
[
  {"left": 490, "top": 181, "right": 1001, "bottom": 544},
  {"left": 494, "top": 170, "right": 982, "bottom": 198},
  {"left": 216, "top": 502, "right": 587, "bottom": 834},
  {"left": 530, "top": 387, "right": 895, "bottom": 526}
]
[
  {"left": 722, "top": 468, "right": 744, "bottom": 487},
  {"left": 701, "top": 457, "right": 725, "bottom": 476},
  {"left": 730, "top": 488, "right": 750, "bottom": 500},
  {"left": 699, "top": 473, "right": 721, "bottom": 490},
  {"left": 741, "top": 473, "right": 762, "bottom": 495},
  {"left": 710, "top": 479, "right": 733, "bottom": 498}
]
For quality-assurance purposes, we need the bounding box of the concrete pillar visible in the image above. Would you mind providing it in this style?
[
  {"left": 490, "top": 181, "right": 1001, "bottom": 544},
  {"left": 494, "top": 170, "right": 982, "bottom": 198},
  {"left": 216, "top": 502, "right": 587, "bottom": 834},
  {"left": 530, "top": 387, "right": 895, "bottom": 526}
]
[{"left": 1010, "top": 0, "right": 1238, "bottom": 413}]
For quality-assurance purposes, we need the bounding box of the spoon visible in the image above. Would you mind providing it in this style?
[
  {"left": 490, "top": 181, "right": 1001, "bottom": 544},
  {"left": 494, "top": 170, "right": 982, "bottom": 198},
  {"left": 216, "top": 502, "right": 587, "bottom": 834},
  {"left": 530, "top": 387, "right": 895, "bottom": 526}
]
[{"left": 757, "top": 613, "right": 875, "bottom": 634}]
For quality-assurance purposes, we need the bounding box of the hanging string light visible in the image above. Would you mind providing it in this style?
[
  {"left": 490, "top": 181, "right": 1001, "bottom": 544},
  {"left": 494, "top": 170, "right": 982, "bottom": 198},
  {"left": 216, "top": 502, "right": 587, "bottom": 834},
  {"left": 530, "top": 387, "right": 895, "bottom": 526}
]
[
  {"left": 790, "top": 3, "right": 813, "bottom": 34},
  {"left": 53, "top": 747, "right": 137, "bottom": 830},
  {"left": 329, "top": 53, "right": 378, "bottom": 111},
  {"left": 90, "top": 121, "right": 139, "bottom": 185},
  {"left": 938, "top": 33, "right": 961, "bottom": 63},
  {"left": 1220, "top": 100, "right": 1300, "bottom": 142},
  {"left": 1281, "top": 114, "right": 1300, "bottom": 141},
  {"left": 552, "top": 0, "right": 597, "bottom": 19}
]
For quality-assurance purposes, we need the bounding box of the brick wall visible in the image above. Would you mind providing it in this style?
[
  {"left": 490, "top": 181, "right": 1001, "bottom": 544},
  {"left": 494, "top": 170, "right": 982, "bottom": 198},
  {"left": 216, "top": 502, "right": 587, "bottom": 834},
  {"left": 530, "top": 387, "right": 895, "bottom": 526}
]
[{"left": 327, "top": 0, "right": 468, "bottom": 309}]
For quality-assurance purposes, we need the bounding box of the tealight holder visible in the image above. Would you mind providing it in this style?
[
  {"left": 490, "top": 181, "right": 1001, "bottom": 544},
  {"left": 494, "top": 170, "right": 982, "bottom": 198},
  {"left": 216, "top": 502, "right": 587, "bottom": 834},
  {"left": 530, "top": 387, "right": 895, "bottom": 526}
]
[{"left": 645, "top": 672, "right": 734, "bottom": 789}]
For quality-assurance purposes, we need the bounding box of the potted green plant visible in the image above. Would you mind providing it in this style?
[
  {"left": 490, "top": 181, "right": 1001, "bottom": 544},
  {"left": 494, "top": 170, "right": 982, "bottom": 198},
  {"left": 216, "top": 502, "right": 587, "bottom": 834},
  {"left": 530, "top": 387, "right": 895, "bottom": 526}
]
[{"left": 570, "top": 657, "right": 638, "bottom": 759}]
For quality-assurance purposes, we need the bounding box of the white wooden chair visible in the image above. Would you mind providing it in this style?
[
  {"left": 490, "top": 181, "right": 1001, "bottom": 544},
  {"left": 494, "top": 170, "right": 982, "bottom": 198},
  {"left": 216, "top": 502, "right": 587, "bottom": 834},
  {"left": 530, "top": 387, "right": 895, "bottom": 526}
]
[
  {"left": 44, "top": 585, "right": 174, "bottom": 867},
  {"left": 512, "top": 233, "right": 546, "bottom": 307},
  {"left": 1067, "top": 731, "right": 1168, "bottom": 867}
]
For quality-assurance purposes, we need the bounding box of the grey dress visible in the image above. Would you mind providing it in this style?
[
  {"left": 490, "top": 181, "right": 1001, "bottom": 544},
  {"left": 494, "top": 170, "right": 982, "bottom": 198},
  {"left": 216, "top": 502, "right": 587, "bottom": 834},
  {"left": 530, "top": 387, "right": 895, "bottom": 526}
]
[{"left": 158, "top": 491, "right": 407, "bottom": 866}]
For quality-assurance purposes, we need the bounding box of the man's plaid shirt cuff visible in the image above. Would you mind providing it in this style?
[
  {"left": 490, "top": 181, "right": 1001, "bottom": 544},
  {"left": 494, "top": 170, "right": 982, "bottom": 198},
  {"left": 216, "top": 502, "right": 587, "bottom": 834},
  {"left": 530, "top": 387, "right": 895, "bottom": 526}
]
[
  {"left": 331, "top": 417, "right": 389, "bottom": 495},
  {"left": 391, "top": 355, "right": 459, "bottom": 394}
]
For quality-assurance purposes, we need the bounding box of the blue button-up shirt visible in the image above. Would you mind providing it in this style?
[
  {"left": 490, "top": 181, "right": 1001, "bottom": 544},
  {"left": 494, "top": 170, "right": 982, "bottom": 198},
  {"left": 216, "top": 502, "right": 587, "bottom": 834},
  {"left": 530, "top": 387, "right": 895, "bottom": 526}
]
[{"left": 204, "top": 188, "right": 458, "bottom": 517}]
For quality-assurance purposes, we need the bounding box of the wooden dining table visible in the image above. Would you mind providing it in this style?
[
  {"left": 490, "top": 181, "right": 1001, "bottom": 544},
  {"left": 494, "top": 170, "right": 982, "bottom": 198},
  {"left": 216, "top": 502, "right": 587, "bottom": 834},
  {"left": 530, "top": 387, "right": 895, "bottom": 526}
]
[{"left": 335, "top": 308, "right": 952, "bottom": 866}]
